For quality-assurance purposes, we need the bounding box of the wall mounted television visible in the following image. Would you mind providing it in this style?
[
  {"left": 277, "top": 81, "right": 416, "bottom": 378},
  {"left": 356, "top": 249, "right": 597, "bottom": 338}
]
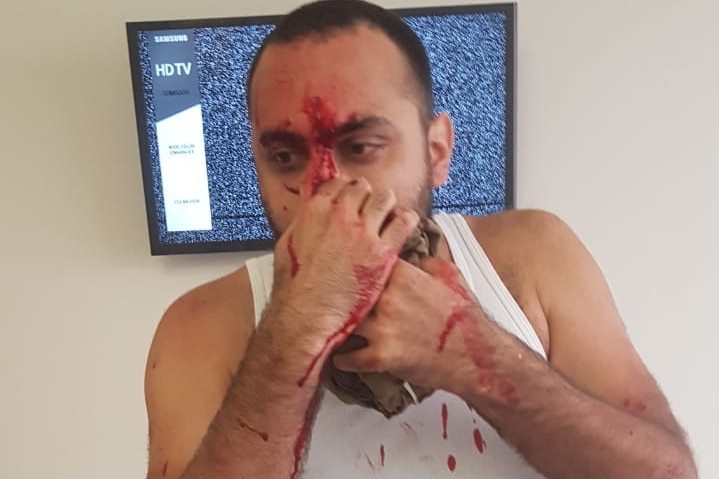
[{"left": 126, "top": 3, "right": 516, "bottom": 255}]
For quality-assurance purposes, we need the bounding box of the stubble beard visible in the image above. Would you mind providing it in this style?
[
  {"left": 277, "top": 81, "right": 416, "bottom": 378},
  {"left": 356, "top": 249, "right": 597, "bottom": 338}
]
[{"left": 261, "top": 150, "right": 435, "bottom": 240}]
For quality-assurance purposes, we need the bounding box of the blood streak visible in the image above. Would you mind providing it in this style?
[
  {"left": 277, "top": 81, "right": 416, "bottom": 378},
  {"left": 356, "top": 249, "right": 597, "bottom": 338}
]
[
  {"left": 665, "top": 463, "right": 685, "bottom": 478},
  {"left": 161, "top": 461, "right": 168, "bottom": 477},
  {"left": 497, "top": 381, "right": 517, "bottom": 401},
  {"left": 380, "top": 444, "right": 386, "bottom": 467},
  {"left": 437, "top": 309, "right": 464, "bottom": 352},
  {"left": 297, "top": 258, "right": 392, "bottom": 387},
  {"left": 284, "top": 184, "right": 300, "bottom": 195},
  {"left": 434, "top": 260, "right": 472, "bottom": 301},
  {"left": 237, "top": 419, "right": 269, "bottom": 442},
  {"left": 438, "top": 306, "right": 519, "bottom": 406},
  {"left": 302, "top": 95, "right": 340, "bottom": 196},
  {"left": 441, "top": 403, "right": 449, "bottom": 439},
  {"left": 623, "top": 398, "right": 648, "bottom": 414},
  {"left": 399, "top": 421, "right": 418, "bottom": 440},
  {"left": 473, "top": 428, "right": 486, "bottom": 453},
  {"left": 364, "top": 454, "right": 375, "bottom": 470},
  {"left": 287, "top": 234, "right": 300, "bottom": 278},
  {"left": 447, "top": 454, "right": 457, "bottom": 472},
  {"left": 290, "top": 388, "right": 322, "bottom": 479}
]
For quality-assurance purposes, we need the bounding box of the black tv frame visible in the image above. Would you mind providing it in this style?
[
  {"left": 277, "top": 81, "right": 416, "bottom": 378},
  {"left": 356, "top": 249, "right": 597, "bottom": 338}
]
[{"left": 126, "top": 3, "right": 516, "bottom": 255}]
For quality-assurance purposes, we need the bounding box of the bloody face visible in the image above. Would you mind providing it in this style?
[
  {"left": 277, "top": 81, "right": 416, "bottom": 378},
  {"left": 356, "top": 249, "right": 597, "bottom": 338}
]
[
  {"left": 301, "top": 94, "right": 342, "bottom": 196},
  {"left": 250, "top": 24, "right": 444, "bottom": 237}
]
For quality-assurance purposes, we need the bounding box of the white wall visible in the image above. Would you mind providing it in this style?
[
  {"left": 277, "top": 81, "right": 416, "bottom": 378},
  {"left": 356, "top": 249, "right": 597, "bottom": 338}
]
[{"left": 0, "top": 0, "right": 716, "bottom": 477}]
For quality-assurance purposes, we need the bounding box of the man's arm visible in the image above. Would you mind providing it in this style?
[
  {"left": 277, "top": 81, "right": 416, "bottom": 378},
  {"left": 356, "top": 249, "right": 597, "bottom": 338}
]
[
  {"left": 460, "top": 323, "right": 695, "bottom": 479},
  {"left": 180, "top": 297, "right": 337, "bottom": 479},
  {"left": 482, "top": 211, "right": 696, "bottom": 478},
  {"left": 145, "top": 267, "right": 342, "bottom": 479},
  {"left": 144, "top": 269, "right": 253, "bottom": 479},
  {"left": 145, "top": 178, "right": 419, "bottom": 479},
  {"left": 334, "top": 209, "right": 696, "bottom": 479}
]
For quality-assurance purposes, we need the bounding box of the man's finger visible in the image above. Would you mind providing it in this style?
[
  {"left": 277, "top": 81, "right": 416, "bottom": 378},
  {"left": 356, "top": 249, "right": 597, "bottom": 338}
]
[{"left": 380, "top": 208, "right": 420, "bottom": 252}]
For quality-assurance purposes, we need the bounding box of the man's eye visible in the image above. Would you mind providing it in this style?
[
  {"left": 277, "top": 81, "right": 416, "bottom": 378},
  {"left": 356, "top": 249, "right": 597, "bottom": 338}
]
[
  {"left": 268, "top": 150, "right": 302, "bottom": 170},
  {"left": 347, "top": 143, "right": 368, "bottom": 155},
  {"left": 339, "top": 141, "right": 383, "bottom": 160}
]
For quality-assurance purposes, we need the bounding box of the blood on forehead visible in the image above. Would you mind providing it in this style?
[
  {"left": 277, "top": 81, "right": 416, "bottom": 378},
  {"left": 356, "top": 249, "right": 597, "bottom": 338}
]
[{"left": 301, "top": 94, "right": 354, "bottom": 196}]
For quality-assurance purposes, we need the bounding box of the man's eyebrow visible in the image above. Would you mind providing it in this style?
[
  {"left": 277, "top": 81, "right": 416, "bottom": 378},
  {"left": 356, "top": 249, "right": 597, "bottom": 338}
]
[
  {"left": 258, "top": 116, "right": 393, "bottom": 147},
  {"left": 336, "top": 115, "right": 393, "bottom": 136},
  {"left": 258, "top": 130, "right": 307, "bottom": 149}
]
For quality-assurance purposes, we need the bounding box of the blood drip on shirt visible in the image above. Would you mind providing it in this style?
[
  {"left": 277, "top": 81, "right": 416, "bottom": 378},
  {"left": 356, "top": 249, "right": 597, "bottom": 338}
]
[
  {"left": 473, "top": 428, "right": 486, "bottom": 453},
  {"left": 441, "top": 403, "right": 449, "bottom": 439},
  {"left": 302, "top": 94, "right": 341, "bottom": 196},
  {"left": 447, "top": 454, "right": 457, "bottom": 472},
  {"left": 364, "top": 453, "right": 377, "bottom": 472},
  {"left": 379, "top": 444, "right": 386, "bottom": 467},
  {"left": 399, "top": 421, "right": 418, "bottom": 439}
]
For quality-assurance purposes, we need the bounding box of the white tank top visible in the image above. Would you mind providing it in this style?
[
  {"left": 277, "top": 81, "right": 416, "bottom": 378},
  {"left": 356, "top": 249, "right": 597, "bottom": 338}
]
[{"left": 246, "top": 212, "right": 547, "bottom": 478}]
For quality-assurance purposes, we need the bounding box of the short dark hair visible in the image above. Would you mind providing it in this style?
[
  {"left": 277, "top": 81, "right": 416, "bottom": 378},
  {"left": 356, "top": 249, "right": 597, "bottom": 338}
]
[{"left": 246, "top": 0, "right": 434, "bottom": 124}]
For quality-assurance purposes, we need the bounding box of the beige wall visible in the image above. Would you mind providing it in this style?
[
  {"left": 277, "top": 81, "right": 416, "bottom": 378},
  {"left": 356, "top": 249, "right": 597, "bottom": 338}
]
[{"left": 1, "top": 0, "right": 716, "bottom": 477}]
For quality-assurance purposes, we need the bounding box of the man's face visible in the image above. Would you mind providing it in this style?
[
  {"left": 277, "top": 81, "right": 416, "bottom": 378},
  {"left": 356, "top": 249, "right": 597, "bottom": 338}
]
[{"left": 250, "top": 23, "right": 448, "bottom": 236}]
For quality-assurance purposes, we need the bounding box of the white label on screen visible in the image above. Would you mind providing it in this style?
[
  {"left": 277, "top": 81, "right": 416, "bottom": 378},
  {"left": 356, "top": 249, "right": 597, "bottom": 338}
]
[{"left": 156, "top": 104, "right": 212, "bottom": 232}]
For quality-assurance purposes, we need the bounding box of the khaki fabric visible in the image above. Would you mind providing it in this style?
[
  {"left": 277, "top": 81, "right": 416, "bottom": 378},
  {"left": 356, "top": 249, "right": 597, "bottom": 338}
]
[{"left": 323, "top": 218, "right": 442, "bottom": 417}]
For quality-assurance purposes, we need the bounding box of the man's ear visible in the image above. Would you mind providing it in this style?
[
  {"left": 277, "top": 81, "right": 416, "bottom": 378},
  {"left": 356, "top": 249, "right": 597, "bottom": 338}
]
[{"left": 427, "top": 112, "right": 454, "bottom": 188}]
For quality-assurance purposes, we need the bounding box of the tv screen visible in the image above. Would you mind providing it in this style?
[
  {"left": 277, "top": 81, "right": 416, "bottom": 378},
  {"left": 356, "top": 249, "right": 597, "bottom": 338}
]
[{"left": 126, "top": 3, "right": 516, "bottom": 255}]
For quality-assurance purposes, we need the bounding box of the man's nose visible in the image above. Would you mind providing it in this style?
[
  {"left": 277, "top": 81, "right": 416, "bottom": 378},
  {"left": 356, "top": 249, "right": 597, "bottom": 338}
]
[{"left": 304, "top": 144, "right": 342, "bottom": 196}]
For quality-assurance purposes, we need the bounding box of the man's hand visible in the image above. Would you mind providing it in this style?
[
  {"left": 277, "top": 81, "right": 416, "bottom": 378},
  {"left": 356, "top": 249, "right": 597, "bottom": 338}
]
[
  {"left": 270, "top": 177, "right": 420, "bottom": 361},
  {"left": 332, "top": 257, "right": 502, "bottom": 400},
  {"left": 335, "top": 212, "right": 697, "bottom": 479}
]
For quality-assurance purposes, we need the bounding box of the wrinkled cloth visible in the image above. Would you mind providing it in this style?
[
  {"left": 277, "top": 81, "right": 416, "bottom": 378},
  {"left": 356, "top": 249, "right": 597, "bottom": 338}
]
[{"left": 323, "top": 218, "right": 442, "bottom": 418}]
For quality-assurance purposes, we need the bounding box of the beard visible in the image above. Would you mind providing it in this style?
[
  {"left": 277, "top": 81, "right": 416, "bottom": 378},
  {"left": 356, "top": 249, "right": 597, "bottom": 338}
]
[{"left": 261, "top": 149, "right": 435, "bottom": 240}]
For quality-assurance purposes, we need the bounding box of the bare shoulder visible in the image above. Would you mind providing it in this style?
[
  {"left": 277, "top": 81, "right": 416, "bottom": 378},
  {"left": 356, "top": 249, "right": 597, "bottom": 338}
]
[
  {"left": 463, "top": 208, "right": 575, "bottom": 251},
  {"left": 464, "top": 210, "right": 684, "bottom": 436},
  {"left": 463, "top": 208, "right": 591, "bottom": 313},
  {"left": 464, "top": 208, "right": 607, "bottom": 324},
  {"left": 148, "top": 266, "right": 255, "bottom": 378},
  {"left": 460, "top": 209, "right": 578, "bottom": 351},
  {"left": 144, "top": 266, "right": 257, "bottom": 479}
]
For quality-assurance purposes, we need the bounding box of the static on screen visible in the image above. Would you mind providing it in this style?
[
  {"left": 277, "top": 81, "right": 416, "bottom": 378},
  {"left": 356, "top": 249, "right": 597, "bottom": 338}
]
[{"left": 126, "top": 4, "right": 515, "bottom": 255}]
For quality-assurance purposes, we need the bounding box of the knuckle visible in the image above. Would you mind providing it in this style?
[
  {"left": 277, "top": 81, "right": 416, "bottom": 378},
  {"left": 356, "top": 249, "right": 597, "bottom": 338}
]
[
  {"left": 375, "top": 293, "right": 396, "bottom": 316},
  {"left": 367, "top": 347, "right": 390, "bottom": 371},
  {"left": 396, "top": 209, "right": 418, "bottom": 230},
  {"left": 355, "top": 177, "right": 372, "bottom": 192},
  {"left": 376, "top": 188, "right": 396, "bottom": 207}
]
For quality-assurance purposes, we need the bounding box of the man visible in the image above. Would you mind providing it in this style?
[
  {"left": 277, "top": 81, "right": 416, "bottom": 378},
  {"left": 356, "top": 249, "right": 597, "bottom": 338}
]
[{"left": 144, "top": 1, "right": 696, "bottom": 478}]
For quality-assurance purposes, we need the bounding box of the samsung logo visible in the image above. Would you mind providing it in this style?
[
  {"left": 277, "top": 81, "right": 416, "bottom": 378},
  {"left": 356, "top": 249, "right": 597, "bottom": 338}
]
[{"left": 154, "top": 34, "right": 189, "bottom": 43}]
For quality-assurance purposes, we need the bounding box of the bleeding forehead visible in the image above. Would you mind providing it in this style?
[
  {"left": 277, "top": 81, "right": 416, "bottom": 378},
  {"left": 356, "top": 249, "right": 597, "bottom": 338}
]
[{"left": 250, "top": 26, "right": 405, "bottom": 128}]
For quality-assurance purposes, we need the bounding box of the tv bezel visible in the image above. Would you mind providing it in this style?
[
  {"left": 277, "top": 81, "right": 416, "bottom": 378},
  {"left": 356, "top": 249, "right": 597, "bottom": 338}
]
[{"left": 126, "top": 3, "right": 516, "bottom": 255}]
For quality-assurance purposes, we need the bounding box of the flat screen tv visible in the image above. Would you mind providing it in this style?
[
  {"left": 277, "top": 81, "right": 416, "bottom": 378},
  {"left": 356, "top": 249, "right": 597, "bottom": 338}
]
[{"left": 126, "top": 3, "right": 516, "bottom": 255}]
